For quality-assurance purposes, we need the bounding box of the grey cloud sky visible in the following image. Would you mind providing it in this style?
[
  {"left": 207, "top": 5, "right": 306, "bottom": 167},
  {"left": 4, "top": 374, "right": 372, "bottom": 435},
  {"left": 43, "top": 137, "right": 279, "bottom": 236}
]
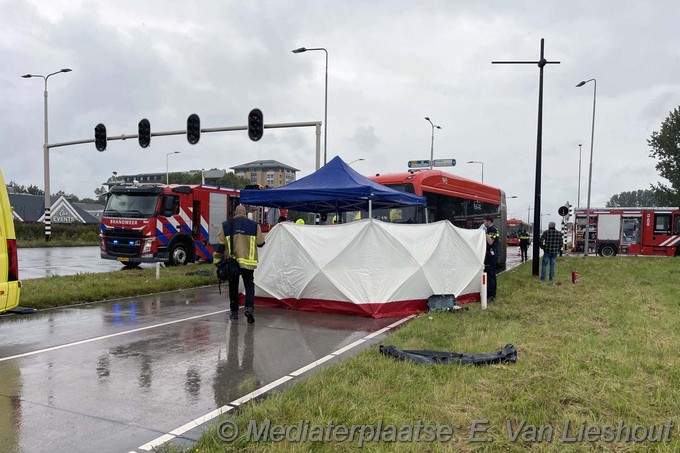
[{"left": 2, "top": 0, "right": 679, "bottom": 220}]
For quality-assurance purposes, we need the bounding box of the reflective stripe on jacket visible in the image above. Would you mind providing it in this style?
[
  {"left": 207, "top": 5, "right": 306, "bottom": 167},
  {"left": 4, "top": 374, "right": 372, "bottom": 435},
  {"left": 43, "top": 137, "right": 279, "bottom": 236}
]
[{"left": 213, "top": 215, "right": 265, "bottom": 270}]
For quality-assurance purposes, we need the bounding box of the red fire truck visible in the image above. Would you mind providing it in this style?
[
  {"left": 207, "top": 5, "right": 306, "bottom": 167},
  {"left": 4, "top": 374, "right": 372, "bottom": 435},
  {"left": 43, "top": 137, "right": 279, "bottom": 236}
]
[
  {"left": 573, "top": 207, "right": 680, "bottom": 257},
  {"left": 100, "top": 183, "right": 241, "bottom": 266}
]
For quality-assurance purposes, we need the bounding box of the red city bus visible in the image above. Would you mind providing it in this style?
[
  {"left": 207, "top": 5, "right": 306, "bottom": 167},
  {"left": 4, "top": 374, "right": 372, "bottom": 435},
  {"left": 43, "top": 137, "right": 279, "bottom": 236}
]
[
  {"left": 346, "top": 169, "right": 508, "bottom": 268},
  {"left": 506, "top": 218, "right": 532, "bottom": 246}
]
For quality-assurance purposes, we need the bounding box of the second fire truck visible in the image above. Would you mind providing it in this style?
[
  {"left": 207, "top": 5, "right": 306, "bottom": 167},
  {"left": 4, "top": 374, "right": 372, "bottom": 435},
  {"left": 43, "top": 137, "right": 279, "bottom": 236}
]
[{"left": 573, "top": 207, "right": 680, "bottom": 257}]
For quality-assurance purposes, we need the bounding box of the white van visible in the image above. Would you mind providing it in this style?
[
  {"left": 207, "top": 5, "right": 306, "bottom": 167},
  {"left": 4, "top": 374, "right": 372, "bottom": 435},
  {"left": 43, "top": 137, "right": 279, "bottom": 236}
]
[{"left": 0, "top": 169, "right": 20, "bottom": 312}]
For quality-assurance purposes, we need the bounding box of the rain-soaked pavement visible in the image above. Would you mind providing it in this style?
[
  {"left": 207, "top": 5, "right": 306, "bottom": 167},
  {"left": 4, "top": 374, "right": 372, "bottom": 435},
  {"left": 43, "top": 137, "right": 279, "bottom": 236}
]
[
  {"left": 0, "top": 287, "right": 407, "bottom": 452},
  {"left": 17, "top": 246, "right": 151, "bottom": 279}
]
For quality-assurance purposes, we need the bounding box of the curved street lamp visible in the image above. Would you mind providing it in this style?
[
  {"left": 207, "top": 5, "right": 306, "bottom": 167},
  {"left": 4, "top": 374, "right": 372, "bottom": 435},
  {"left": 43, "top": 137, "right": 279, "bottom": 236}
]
[
  {"left": 22, "top": 68, "right": 73, "bottom": 241},
  {"left": 424, "top": 117, "right": 441, "bottom": 169},
  {"left": 467, "top": 160, "right": 484, "bottom": 183},
  {"left": 348, "top": 158, "right": 365, "bottom": 166},
  {"left": 292, "top": 46, "right": 328, "bottom": 166},
  {"left": 576, "top": 78, "right": 597, "bottom": 256}
]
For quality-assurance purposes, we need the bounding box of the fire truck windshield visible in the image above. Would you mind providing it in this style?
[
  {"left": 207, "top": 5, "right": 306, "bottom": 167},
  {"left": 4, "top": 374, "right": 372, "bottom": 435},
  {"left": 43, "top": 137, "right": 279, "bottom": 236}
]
[{"left": 104, "top": 193, "right": 160, "bottom": 218}]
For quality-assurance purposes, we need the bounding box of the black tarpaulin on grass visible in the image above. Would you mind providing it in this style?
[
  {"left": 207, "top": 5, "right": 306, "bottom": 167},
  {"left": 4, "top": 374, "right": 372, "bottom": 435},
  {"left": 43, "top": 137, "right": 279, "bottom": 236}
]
[{"left": 379, "top": 344, "right": 517, "bottom": 365}]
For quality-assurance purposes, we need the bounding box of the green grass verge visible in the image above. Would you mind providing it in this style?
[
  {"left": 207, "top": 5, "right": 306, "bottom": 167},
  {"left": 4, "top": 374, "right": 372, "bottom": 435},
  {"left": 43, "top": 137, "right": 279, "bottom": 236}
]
[
  {"left": 17, "top": 263, "right": 217, "bottom": 309},
  {"left": 185, "top": 255, "right": 680, "bottom": 452}
]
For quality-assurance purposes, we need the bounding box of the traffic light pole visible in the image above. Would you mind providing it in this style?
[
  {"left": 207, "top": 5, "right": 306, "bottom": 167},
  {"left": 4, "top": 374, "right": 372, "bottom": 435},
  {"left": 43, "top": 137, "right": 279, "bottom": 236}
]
[{"left": 45, "top": 120, "right": 324, "bottom": 172}]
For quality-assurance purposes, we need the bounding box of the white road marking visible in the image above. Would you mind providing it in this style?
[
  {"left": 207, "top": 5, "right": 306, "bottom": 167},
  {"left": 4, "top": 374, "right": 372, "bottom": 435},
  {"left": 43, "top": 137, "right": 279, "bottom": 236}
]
[
  {"left": 0, "top": 309, "right": 229, "bottom": 363},
  {"left": 137, "top": 313, "right": 415, "bottom": 451}
]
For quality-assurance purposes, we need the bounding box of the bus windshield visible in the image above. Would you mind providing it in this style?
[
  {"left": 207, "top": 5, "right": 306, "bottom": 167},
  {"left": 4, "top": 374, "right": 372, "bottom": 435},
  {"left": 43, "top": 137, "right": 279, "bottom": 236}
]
[
  {"left": 104, "top": 193, "right": 160, "bottom": 218},
  {"left": 507, "top": 222, "right": 526, "bottom": 238}
]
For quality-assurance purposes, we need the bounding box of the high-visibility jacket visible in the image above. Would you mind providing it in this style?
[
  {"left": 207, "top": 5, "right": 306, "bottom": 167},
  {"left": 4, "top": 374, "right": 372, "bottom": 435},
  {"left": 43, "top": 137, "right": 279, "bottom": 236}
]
[{"left": 214, "top": 215, "right": 265, "bottom": 270}]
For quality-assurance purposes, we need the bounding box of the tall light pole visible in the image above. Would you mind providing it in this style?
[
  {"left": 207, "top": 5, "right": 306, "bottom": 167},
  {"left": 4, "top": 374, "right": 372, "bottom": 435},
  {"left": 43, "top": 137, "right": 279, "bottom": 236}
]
[
  {"left": 493, "top": 38, "right": 560, "bottom": 276},
  {"left": 348, "top": 158, "right": 365, "bottom": 166},
  {"left": 166, "top": 151, "right": 181, "bottom": 184},
  {"left": 541, "top": 213, "right": 551, "bottom": 232},
  {"left": 292, "top": 46, "right": 328, "bottom": 166},
  {"left": 424, "top": 117, "right": 441, "bottom": 169},
  {"left": 22, "top": 68, "right": 72, "bottom": 241},
  {"left": 527, "top": 205, "right": 533, "bottom": 223},
  {"left": 576, "top": 78, "right": 596, "bottom": 257},
  {"left": 467, "top": 161, "right": 484, "bottom": 183},
  {"left": 577, "top": 143, "right": 582, "bottom": 207}
]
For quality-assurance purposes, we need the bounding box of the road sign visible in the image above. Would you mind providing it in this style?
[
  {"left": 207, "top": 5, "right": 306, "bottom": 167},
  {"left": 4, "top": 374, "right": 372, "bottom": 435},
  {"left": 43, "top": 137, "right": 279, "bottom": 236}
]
[
  {"left": 558, "top": 206, "right": 569, "bottom": 216},
  {"left": 433, "top": 159, "right": 456, "bottom": 167},
  {"left": 408, "top": 160, "right": 430, "bottom": 168}
]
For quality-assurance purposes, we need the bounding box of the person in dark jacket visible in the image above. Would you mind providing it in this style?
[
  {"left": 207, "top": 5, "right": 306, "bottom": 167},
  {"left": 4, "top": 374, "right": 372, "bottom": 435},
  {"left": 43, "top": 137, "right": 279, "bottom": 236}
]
[
  {"left": 484, "top": 216, "right": 500, "bottom": 302},
  {"left": 214, "top": 205, "right": 265, "bottom": 324},
  {"left": 539, "top": 222, "right": 563, "bottom": 284},
  {"left": 518, "top": 230, "right": 530, "bottom": 262}
]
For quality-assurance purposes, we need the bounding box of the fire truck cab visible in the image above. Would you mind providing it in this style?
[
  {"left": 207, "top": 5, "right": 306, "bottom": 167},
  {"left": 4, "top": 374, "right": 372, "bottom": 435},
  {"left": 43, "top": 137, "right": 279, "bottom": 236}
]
[
  {"left": 100, "top": 183, "right": 240, "bottom": 266},
  {"left": 573, "top": 207, "right": 680, "bottom": 257}
]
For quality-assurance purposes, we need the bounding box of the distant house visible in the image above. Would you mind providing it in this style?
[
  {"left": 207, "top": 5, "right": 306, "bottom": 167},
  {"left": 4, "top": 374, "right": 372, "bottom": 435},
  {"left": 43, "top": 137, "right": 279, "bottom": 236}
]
[
  {"left": 8, "top": 193, "right": 100, "bottom": 224},
  {"left": 230, "top": 160, "right": 299, "bottom": 188}
]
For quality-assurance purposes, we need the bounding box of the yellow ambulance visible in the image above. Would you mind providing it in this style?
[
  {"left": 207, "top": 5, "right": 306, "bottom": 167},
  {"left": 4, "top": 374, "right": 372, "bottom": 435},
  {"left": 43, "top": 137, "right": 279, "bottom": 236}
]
[{"left": 0, "top": 169, "right": 20, "bottom": 312}]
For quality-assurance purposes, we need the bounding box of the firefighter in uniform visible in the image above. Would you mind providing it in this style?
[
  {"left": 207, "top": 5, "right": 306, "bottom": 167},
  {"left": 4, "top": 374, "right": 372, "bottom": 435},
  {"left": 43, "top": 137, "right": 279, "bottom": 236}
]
[
  {"left": 484, "top": 216, "right": 500, "bottom": 302},
  {"left": 214, "top": 204, "right": 265, "bottom": 324},
  {"left": 518, "top": 230, "right": 530, "bottom": 262}
]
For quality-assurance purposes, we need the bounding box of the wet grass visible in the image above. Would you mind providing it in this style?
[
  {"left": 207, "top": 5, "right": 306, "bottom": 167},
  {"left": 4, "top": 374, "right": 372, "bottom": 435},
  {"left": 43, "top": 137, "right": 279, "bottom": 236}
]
[
  {"left": 185, "top": 255, "right": 680, "bottom": 452},
  {"left": 17, "top": 263, "right": 217, "bottom": 309}
]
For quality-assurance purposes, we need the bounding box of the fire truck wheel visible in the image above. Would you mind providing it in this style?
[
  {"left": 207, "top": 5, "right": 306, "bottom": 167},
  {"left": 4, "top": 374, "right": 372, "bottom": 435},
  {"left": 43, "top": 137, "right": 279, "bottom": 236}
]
[
  {"left": 168, "top": 243, "right": 189, "bottom": 266},
  {"left": 599, "top": 244, "right": 617, "bottom": 257}
]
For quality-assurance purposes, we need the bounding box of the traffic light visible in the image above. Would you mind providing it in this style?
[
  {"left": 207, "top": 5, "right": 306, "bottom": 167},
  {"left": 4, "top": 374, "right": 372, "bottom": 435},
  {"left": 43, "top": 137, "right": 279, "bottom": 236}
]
[
  {"left": 248, "top": 108, "right": 263, "bottom": 141},
  {"left": 94, "top": 123, "right": 107, "bottom": 152},
  {"left": 138, "top": 118, "right": 151, "bottom": 148},
  {"left": 187, "top": 114, "right": 200, "bottom": 145}
]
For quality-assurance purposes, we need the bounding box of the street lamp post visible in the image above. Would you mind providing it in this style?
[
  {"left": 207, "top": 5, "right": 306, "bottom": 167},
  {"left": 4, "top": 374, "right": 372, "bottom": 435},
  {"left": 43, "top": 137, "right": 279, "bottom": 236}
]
[
  {"left": 424, "top": 117, "right": 441, "bottom": 169},
  {"left": 576, "top": 78, "right": 597, "bottom": 257},
  {"left": 166, "top": 151, "right": 181, "bottom": 184},
  {"left": 577, "top": 143, "right": 582, "bottom": 208},
  {"left": 541, "top": 213, "right": 551, "bottom": 232},
  {"left": 21, "top": 68, "right": 72, "bottom": 241},
  {"left": 467, "top": 161, "right": 484, "bottom": 183},
  {"left": 348, "top": 158, "right": 365, "bottom": 166},
  {"left": 292, "top": 46, "right": 328, "bottom": 166}
]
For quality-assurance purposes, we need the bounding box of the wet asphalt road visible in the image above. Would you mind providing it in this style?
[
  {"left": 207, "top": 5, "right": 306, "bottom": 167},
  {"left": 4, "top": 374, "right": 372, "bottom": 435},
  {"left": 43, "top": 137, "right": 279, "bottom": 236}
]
[
  {"left": 17, "top": 246, "right": 151, "bottom": 280},
  {"left": 0, "top": 287, "right": 406, "bottom": 452},
  {"left": 3, "top": 247, "right": 524, "bottom": 452}
]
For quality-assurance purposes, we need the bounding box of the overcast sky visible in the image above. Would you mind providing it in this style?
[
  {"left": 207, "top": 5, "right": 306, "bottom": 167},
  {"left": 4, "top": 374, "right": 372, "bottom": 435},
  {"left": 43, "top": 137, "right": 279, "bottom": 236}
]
[{"left": 2, "top": 0, "right": 679, "bottom": 221}]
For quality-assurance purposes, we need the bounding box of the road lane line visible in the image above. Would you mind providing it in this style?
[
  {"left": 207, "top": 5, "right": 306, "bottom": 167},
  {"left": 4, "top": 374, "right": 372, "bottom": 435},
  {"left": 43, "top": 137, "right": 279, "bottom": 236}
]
[
  {"left": 289, "top": 354, "right": 336, "bottom": 377},
  {"left": 0, "top": 309, "right": 229, "bottom": 363},
  {"left": 137, "top": 313, "right": 414, "bottom": 451},
  {"left": 330, "top": 339, "right": 366, "bottom": 356}
]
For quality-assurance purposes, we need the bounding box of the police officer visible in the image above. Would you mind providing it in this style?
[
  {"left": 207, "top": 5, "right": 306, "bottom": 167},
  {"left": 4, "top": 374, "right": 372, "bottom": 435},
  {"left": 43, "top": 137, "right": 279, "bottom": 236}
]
[
  {"left": 518, "top": 230, "right": 530, "bottom": 262},
  {"left": 484, "top": 216, "right": 499, "bottom": 302}
]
